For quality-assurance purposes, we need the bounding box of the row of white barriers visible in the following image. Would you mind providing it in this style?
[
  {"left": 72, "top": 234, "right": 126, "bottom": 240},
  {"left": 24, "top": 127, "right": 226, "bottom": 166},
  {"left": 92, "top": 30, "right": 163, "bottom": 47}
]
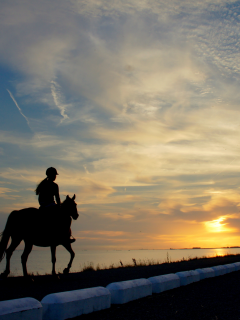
[{"left": 1, "top": 262, "right": 240, "bottom": 320}]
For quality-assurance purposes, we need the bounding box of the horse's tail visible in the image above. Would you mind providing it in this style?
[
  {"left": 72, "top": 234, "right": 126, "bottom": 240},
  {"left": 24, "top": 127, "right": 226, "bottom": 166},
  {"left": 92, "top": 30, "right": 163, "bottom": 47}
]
[{"left": 0, "top": 211, "right": 15, "bottom": 262}]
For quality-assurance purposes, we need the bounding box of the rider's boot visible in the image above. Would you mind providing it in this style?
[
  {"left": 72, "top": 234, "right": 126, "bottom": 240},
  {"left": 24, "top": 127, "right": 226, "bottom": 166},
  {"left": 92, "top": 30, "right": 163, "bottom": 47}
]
[{"left": 69, "top": 236, "right": 76, "bottom": 243}]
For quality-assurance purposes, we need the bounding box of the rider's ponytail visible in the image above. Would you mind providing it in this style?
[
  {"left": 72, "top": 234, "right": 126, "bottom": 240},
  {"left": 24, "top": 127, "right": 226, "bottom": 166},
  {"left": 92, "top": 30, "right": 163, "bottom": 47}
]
[{"left": 35, "top": 177, "right": 48, "bottom": 195}]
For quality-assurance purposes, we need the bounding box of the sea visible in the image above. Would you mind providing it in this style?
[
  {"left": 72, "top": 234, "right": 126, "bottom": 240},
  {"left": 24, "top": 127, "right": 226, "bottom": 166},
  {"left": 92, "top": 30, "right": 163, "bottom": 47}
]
[{"left": 1, "top": 247, "right": 240, "bottom": 276}]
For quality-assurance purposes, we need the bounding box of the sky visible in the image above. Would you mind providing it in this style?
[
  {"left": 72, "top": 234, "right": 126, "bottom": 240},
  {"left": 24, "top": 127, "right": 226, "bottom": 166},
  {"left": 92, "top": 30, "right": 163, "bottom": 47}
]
[{"left": 1, "top": 0, "right": 240, "bottom": 250}]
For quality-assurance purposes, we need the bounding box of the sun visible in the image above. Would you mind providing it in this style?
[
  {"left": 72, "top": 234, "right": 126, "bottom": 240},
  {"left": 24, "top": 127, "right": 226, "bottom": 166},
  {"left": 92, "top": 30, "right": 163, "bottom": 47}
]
[{"left": 205, "top": 217, "right": 227, "bottom": 233}]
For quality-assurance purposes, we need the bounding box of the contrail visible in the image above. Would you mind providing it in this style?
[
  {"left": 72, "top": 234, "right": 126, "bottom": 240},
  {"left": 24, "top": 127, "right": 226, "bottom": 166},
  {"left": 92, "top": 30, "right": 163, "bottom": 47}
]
[
  {"left": 51, "top": 81, "right": 69, "bottom": 123},
  {"left": 6, "top": 89, "right": 42, "bottom": 142},
  {"left": 7, "top": 89, "right": 31, "bottom": 127}
]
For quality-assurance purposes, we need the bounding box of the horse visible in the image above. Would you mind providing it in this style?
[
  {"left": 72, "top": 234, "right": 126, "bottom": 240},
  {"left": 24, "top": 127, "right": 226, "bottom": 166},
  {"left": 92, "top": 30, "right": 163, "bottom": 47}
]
[{"left": 0, "top": 194, "right": 79, "bottom": 278}]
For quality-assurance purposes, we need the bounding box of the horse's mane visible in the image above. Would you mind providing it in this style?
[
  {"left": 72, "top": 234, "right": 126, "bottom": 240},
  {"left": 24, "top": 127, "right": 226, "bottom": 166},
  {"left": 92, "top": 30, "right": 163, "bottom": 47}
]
[
  {"left": 61, "top": 196, "right": 76, "bottom": 206},
  {"left": 59, "top": 195, "right": 78, "bottom": 221},
  {"left": 61, "top": 198, "right": 72, "bottom": 207},
  {"left": 61, "top": 198, "right": 68, "bottom": 205},
  {"left": 60, "top": 197, "right": 75, "bottom": 217}
]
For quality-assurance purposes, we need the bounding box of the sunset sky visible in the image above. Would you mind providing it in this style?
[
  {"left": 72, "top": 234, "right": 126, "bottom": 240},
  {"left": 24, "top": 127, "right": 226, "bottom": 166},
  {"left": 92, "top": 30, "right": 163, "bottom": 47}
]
[{"left": 1, "top": 0, "right": 240, "bottom": 250}]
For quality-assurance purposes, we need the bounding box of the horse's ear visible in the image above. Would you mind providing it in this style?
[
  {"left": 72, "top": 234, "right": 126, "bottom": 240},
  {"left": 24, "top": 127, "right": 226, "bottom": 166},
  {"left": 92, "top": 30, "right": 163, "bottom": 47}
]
[
  {"left": 72, "top": 194, "right": 76, "bottom": 201},
  {"left": 66, "top": 195, "right": 70, "bottom": 200}
]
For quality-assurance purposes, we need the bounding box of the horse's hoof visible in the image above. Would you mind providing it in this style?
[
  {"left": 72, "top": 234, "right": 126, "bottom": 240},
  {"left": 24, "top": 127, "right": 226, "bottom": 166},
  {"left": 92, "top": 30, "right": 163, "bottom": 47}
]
[
  {"left": 52, "top": 274, "right": 60, "bottom": 280},
  {"left": 63, "top": 268, "right": 70, "bottom": 274},
  {"left": 24, "top": 276, "right": 34, "bottom": 283}
]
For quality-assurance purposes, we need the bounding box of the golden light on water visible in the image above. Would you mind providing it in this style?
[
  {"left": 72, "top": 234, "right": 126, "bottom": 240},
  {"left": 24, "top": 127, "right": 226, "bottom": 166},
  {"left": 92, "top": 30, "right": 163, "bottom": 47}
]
[{"left": 213, "top": 248, "right": 226, "bottom": 257}]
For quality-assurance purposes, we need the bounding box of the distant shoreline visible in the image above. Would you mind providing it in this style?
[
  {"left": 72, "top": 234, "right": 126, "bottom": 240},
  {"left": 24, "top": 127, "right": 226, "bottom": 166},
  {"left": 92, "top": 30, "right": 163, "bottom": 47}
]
[{"left": 13, "top": 246, "right": 240, "bottom": 251}]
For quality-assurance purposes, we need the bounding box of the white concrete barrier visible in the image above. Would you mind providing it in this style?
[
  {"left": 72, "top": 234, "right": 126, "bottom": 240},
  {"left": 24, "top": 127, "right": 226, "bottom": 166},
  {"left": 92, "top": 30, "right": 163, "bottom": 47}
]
[
  {"left": 41, "top": 287, "right": 111, "bottom": 320},
  {"left": 195, "top": 267, "right": 215, "bottom": 280},
  {"left": 224, "top": 264, "right": 236, "bottom": 273},
  {"left": 0, "top": 297, "right": 42, "bottom": 320},
  {"left": 106, "top": 278, "right": 152, "bottom": 304},
  {"left": 148, "top": 274, "right": 180, "bottom": 293},
  {"left": 212, "top": 265, "right": 227, "bottom": 277},
  {"left": 189, "top": 270, "right": 200, "bottom": 282},
  {"left": 233, "top": 262, "right": 240, "bottom": 271},
  {"left": 175, "top": 270, "right": 200, "bottom": 286}
]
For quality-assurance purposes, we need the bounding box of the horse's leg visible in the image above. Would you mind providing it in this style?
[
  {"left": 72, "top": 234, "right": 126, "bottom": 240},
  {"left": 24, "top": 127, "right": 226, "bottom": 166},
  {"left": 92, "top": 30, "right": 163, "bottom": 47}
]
[
  {"left": 62, "top": 243, "right": 75, "bottom": 274},
  {"left": 51, "top": 245, "right": 57, "bottom": 276},
  {"left": 21, "top": 241, "right": 33, "bottom": 277},
  {"left": 1, "top": 237, "right": 21, "bottom": 277}
]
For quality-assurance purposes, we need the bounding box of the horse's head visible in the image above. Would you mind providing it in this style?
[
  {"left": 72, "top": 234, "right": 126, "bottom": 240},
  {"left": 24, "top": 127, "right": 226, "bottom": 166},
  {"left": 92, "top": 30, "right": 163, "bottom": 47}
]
[{"left": 62, "top": 194, "right": 79, "bottom": 220}]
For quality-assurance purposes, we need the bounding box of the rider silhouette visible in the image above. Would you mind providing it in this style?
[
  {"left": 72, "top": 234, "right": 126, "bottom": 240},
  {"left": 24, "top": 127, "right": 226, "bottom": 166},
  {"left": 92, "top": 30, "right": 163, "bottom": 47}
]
[
  {"left": 36, "top": 167, "right": 60, "bottom": 208},
  {"left": 35, "top": 167, "right": 75, "bottom": 243}
]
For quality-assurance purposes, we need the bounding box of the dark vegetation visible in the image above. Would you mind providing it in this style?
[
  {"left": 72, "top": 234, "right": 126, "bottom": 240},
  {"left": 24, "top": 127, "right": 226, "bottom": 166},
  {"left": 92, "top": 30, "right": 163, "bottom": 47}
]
[{"left": 1, "top": 253, "right": 240, "bottom": 304}]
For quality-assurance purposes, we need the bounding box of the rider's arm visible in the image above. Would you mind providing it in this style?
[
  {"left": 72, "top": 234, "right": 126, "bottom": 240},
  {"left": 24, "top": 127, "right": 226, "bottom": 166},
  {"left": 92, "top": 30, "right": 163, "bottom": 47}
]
[{"left": 54, "top": 184, "right": 61, "bottom": 206}]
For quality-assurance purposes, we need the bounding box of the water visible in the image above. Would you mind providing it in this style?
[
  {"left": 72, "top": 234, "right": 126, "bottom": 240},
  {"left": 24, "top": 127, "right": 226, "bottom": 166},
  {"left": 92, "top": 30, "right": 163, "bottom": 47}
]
[{"left": 1, "top": 247, "right": 240, "bottom": 276}]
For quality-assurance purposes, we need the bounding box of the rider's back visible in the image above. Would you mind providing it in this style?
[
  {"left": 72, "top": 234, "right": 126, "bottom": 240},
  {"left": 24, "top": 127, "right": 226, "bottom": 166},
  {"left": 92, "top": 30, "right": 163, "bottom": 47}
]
[{"left": 38, "top": 179, "right": 58, "bottom": 207}]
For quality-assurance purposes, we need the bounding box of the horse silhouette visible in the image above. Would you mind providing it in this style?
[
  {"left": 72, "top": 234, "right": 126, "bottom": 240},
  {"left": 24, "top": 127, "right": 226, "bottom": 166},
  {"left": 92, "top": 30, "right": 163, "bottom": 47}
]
[{"left": 0, "top": 194, "right": 79, "bottom": 278}]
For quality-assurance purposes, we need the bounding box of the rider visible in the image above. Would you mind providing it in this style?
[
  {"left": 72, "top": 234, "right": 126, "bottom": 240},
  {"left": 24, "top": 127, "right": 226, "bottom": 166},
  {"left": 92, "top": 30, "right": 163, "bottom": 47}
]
[
  {"left": 35, "top": 167, "right": 75, "bottom": 243},
  {"left": 36, "top": 167, "right": 60, "bottom": 208}
]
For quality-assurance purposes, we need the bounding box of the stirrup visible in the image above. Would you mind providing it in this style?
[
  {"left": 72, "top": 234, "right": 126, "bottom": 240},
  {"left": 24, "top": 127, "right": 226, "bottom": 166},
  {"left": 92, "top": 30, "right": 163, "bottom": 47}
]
[{"left": 69, "top": 237, "right": 76, "bottom": 243}]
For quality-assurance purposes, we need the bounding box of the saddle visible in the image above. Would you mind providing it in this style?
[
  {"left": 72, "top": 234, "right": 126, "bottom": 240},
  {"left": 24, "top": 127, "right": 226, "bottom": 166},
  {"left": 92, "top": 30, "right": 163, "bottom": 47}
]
[{"left": 34, "top": 205, "right": 71, "bottom": 245}]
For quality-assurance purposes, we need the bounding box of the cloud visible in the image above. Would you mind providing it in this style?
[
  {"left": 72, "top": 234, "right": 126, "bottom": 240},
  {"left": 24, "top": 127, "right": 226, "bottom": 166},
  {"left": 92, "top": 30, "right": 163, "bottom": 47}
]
[
  {"left": 0, "top": 187, "right": 14, "bottom": 196},
  {"left": 2, "top": 0, "right": 240, "bottom": 249},
  {"left": 50, "top": 81, "right": 70, "bottom": 122},
  {"left": 7, "top": 89, "right": 31, "bottom": 129}
]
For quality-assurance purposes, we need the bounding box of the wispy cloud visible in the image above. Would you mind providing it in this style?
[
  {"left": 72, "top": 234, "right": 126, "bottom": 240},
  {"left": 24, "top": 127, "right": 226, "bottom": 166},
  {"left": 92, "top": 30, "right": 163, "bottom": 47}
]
[
  {"left": 50, "top": 81, "right": 70, "bottom": 122},
  {"left": 0, "top": 187, "right": 13, "bottom": 195},
  {"left": 7, "top": 89, "right": 31, "bottom": 129}
]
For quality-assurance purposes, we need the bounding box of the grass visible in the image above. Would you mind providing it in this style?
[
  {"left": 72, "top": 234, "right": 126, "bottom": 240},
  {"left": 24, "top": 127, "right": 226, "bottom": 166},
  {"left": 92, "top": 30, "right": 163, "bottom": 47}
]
[
  {"left": 81, "top": 262, "right": 95, "bottom": 272},
  {"left": 4, "top": 252, "right": 240, "bottom": 276},
  {"left": 79, "top": 252, "right": 239, "bottom": 272}
]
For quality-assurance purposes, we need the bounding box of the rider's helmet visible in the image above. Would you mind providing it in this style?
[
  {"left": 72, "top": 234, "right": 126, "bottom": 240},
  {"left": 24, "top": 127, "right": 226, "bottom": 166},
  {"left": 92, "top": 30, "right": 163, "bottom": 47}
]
[{"left": 46, "top": 167, "right": 59, "bottom": 177}]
